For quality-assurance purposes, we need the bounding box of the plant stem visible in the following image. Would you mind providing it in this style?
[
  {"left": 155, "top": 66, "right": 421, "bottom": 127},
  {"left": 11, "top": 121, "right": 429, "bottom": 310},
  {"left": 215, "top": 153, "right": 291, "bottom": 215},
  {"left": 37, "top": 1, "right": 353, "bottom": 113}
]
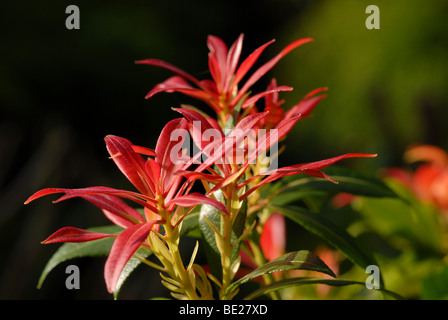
[
  {"left": 155, "top": 197, "right": 200, "bottom": 300},
  {"left": 164, "top": 217, "right": 200, "bottom": 300},
  {"left": 219, "top": 182, "right": 239, "bottom": 299}
]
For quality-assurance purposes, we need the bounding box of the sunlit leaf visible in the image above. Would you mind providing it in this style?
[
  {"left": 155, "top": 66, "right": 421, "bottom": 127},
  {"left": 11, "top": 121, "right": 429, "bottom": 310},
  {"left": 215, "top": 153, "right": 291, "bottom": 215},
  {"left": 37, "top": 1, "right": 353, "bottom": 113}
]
[
  {"left": 113, "top": 246, "right": 152, "bottom": 299},
  {"left": 224, "top": 250, "right": 335, "bottom": 297},
  {"left": 270, "top": 205, "right": 379, "bottom": 272},
  {"left": 243, "top": 277, "right": 403, "bottom": 300},
  {"left": 199, "top": 189, "right": 246, "bottom": 282},
  {"left": 37, "top": 225, "right": 122, "bottom": 289},
  {"left": 273, "top": 166, "right": 397, "bottom": 198}
]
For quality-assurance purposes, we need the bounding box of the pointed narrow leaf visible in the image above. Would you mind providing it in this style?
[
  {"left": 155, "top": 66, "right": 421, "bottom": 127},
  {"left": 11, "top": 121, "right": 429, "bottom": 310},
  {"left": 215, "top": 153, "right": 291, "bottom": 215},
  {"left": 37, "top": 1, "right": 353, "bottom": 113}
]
[
  {"left": 79, "top": 194, "right": 145, "bottom": 228},
  {"left": 105, "top": 221, "right": 159, "bottom": 293},
  {"left": 113, "top": 246, "right": 153, "bottom": 299},
  {"left": 105, "top": 135, "right": 154, "bottom": 196},
  {"left": 169, "top": 192, "right": 228, "bottom": 215},
  {"left": 28, "top": 186, "right": 159, "bottom": 213},
  {"left": 135, "top": 58, "right": 202, "bottom": 87},
  {"left": 244, "top": 277, "right": 403, "bottom": 300},
  {"left": 199, "top": 190, "right": 227, "bottom": 280},
  {"left": 274, "top": 166, "right": 398, "bottom": 198},
  {"left": 231, "top": 39, "right": 275, "bottom": 93},
  {"left": 225, "top": 250, "right": 335, "bottom": 297},
  {"left": 155, "top": 118, "right": 189, "bottom": 194},
  {"left": 233, "top": 38, "right": 313, "bottom": 104},
  {"left": 270, "top": 205, "right": 378, "bottom": 271},
  {"left": 242, "top": 86, "right": 293, "bottom": 109},
  {"left": 37, "top": 225, "right": 123, "bottom": 289},
  {"left": 145, "top": 76, "right": 213, "bottom": 103},
  {"left": 41, "top": 227, "right": 114, "bottom": 244}
]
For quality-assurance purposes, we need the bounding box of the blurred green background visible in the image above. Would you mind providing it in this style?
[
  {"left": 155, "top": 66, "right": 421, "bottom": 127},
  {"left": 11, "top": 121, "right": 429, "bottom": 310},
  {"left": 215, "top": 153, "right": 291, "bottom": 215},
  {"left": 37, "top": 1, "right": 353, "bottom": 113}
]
[{"left": 1, "top": 0, "right": 447, "bottom": 299}]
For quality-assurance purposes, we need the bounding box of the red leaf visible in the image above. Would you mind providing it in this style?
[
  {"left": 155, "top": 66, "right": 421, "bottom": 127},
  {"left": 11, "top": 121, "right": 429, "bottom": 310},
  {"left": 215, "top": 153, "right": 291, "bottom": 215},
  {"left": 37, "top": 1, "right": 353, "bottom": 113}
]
[
  {"left": 174, "top": 107, "right": 224, "bottom": 150},
  {"left": 24, "top": 187, "right": 66, "bottom": 204},
  {"left": 105, "top": 135, "right": 155, "bottom": 196},
  {"left": 233, "top": 38, "right": 313, "bottom": 106},
  {"left": 260, "top": 212, "right": 286, "bottom": 261},
  {"left": 26, "top": 187, "right": 159, "bottom": 214},
  {"left": 169, "top": 192, "right": 227, "bottom": 215},
  {"left": 224, "top": 33, "right": 244, "bottom": 91},
  {"left": 241, "top": 153, "right": 377, "bottom": 199},
  {"left": 145, "top": 76, "right": 214, "bottom": 106},
  {"left": 283, "top": 88, "right": 328, "bottom": 120},
  {"left": 231, "top": 39, "right": 275, "bottom": 94},
  {"left": 104, "top": 221, "right": 159, "bottom": 293},
  {"left": 132, "top": 145, "right": 155, "bottom": 157},
  {"left": 207, "top": 35, "right": 228, "bottom": 92},
  {"left": 283, "top": 153, "right": 378, "bottom": 172},
  {"left": 42, "top": 227, "right": 115, "bottom": 244},
  {"left": 242, "top": 85, "right": 293, "bottom": 109},
  {"left": 135, "top": 59, "right": 202, "bottom": 87},
  {"left": 155, "top": 118, "right": 189, "bottom": 195},
  {"left": 79, "top": 194, "right": 144, "bottom": 228}
]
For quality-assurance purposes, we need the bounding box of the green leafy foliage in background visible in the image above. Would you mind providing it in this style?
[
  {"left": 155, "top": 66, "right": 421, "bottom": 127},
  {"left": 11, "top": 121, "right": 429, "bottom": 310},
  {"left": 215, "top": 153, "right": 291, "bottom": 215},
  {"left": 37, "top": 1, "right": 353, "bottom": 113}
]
[{"left": 279, "top": 0, "right": 448, "bottom": 169}]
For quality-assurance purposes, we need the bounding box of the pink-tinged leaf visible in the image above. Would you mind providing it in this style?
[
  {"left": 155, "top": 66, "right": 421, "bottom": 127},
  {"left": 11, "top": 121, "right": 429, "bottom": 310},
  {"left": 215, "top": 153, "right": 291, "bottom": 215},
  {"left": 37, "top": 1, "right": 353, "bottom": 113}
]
[
  {"left": 145, "top": 76, "right": 214, "bottom": 105},
  {"left": 80, "top": 194, "right": 144, "bottom": 228},
  {"left": 169, "top": 192, "right": 228, "bottom": 215},
  {"left": 155, "top": 118, "right": 189, "bottom": 195},
  {"left": 241, "top": 168, "right": 334, "bottom": 201},
  {"left": 283, "top": 88, "right": 328, "bottom": 120},
  {"left": 174, "top": 107, "right": 224, "bottom": 150},
  {"left": 144, "top": 207, "right": 161, "bottom": 233},
  {"left": 241, "top": 153, "right": 377, "bottom": 200},
  {"left": 132, "top": 145, "right": 155, "bottom": 157},
  {"left": 105, "top": 135, "right": 155, "bottom": 197},
  {"left": 225, "top": 34, "right": 244, "bottom": 91},
  {"left": 229, "top": 111, "right": 268, "bottom": 137},
  {"left": 264, "top": 78, "right": 283, "bottom": 107},
  {"left": 24, "top": 187, "right": 67, "bottom": 204},
  {"left": 145, "top": 158, "right": 161, "bottom": 194},
  {"left": 231, "top": 39, "right": 276, "bottom": 93},
  {"left": 207, "top": 35, "right": 229, "bottom": 91},
  {"left": 242, "top": 86, "right": 293, "bottom": 109},
  {"left": 245, "top": 115, "right": 302, "bottom": 166},
  {"left": 42, "top": 227, "right": 115, "bottom": 244},
  {"left": 304, "top": 87, "right": 329, "bottom": 100},
  {"left": 26, "top": 186, "right": 159, "bottom": 214},
  {"left": 233, "top": 38, "right": 314, "bottom": 105},
  {"left": 175, "top": 170, "right": 222, "bottom": 185},
  {"left": 281, "top": 153, "right": 378, "bottom": 172},
  {"left": 189, "top": 112, "right": 269, "bottom": 175},
  {"left": 207, "top": 168, "right": 246, "bottom": 197},
  {"left": 260, "top": 212, "right": 286, "bottom": 261},
  {"left": 104, "top": 221, "right": 159, "bottom": 293},
  {"left": 135, "top": 58, "right": 202, "bottom": 87}
]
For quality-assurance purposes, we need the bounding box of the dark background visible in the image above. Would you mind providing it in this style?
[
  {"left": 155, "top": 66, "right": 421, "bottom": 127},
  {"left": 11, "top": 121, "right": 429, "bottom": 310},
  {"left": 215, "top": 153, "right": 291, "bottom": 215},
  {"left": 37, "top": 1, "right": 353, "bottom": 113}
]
[{"left": 1, "top": 0, "right": 447, "bottom": 299}]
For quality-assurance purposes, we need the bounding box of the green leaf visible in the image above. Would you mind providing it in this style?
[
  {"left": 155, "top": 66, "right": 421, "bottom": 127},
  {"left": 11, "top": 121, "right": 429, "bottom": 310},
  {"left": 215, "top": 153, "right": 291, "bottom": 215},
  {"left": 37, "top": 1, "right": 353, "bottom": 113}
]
[
  {"left": 271, "top": 205, "right": 378, "bottom": 272},
  {"left": 422, "top": 265, "right": 448, "bottom": 299},
  {"left": 243, "top": 277, "right": 404, "bottom": 300},
  {"left": 179, "top": 210, "right": 201, "bottom": 238},
  {"left": 223, "top": 92, "right": 250, "bottom": 131},
  {"left": 199, "top": 190, "right": 226, "bottom": 280},
  {"left": 224, "top": 250, "right": 335, "bottom": 297},
  {"left": 199, "top": 190, "right": 247, "bottom": 281},
  {"left": 353, "top": 180, "right": 446, "bottom": 255},
  {"left": 37, "top": 225, "right": 122, "bottom": 289},
  {"left": 113, "top": 246, "right": 153, "bottom": 299}
]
